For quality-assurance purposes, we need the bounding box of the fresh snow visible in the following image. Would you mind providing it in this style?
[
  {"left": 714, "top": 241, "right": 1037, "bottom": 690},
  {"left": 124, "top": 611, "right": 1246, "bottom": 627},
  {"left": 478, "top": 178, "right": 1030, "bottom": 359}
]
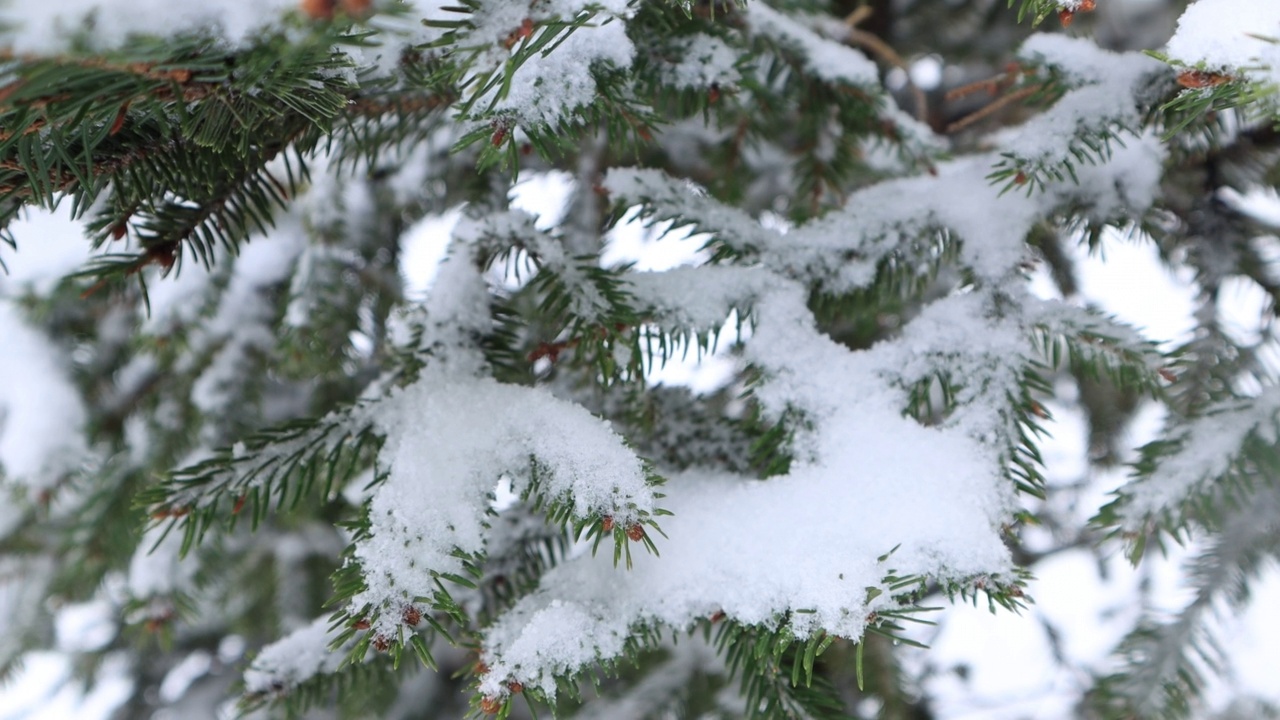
[
  {"left": 348, "top": 242, "right": 658, "bottom": 638},
  {"left": 244, "top": 615, "right": 354, "bottom": 695},
  {"left": 1119, "top": 388, "right": 1280, "bottom": 528},
  {"left": 1002, "top": 35, "right": 1165, "bottom": 174},
  {"left": 743, "top": 3, "right": 879, "bottom": 87},
  {"left": 1165, "top": 0, "right": 1280, "bottom": 85},
  {"left": 488, "top": 1, "right": 635, "bottom": 126},
  {"left": 3, "top": 0, "right": 1277, "bottom": 715},
  {"left": 0, "top": 0, "right": 632, "bottom": 128},
  {"left": 607, "top": 123, "right": 1166, "bottom": 296},
  {"left": 470, "top": 59, "right": 1172, "bottom": 691}
]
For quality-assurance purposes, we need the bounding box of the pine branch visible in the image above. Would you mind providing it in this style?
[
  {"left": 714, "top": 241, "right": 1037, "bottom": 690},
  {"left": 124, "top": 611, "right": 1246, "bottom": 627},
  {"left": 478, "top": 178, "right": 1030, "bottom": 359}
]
[
  {"left": 2, "top": 25, "right": 466, "bottom": 288},
  {"left": 138, "top": 414, "right": 381, "bottom": 557},
  {"left": 1098, "top": 386, "right": 1280, "bottom": 561},
  {"left": 1091, "top": 487, "right": 1280, "bottom": 719},
  {"left": 987, "top": 38, "right": 1165, "bottom": 195},
  {"left": 569, "top": 640, "right": 724, "bottom": 720}
]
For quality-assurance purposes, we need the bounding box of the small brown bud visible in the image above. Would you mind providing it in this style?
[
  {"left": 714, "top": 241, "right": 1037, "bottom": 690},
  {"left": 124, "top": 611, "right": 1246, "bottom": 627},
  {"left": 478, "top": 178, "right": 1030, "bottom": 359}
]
[
  {"left": 504, "top": 18, "right": 535, "bottom": 49},
  {"left": 109, "top": 103, "right": 128, "bottom": 136},
  {"left": 300, "top": 0, "right": 336, "bottom": 19},
  {"left": 1177, "top": 69, "right": 1232, "bottom": 89},
  {"left": 402, "top": 605, "right": 422, "bottom": 627}
]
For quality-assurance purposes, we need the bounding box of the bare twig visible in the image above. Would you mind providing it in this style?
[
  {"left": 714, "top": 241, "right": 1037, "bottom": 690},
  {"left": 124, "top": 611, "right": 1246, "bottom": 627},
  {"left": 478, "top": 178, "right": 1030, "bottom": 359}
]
[{"left": 945, "top": 85, "right": 1040, "bottom": 134}]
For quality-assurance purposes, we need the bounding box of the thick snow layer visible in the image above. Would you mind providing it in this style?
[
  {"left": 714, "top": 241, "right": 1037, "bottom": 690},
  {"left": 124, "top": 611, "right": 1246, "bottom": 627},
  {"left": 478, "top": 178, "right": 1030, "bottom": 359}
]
[
  {"left": 482, "top": 465, "right": 1012, "bottom": 698},
  {"left": 353, "top": 366, "right": 658, "bottom": 635},
  {"left": 477, "top": 278, "right": 1034, "bottom": 698},
  {"left": 483, "top": 71, "right": 1171, "bottom": 692},
  {"left": 1165, "top": 0, "right": 1280, "bottom": 85},
  {"left": 348, "top": 241, "right": 657, "bottom": 637}
]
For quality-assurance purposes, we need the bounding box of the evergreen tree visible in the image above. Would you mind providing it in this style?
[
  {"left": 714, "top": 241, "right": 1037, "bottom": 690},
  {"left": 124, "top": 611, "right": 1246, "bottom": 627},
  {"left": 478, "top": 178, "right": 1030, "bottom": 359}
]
[{"left": 0, "top": 0, "right": 1278, "bottom": 718}]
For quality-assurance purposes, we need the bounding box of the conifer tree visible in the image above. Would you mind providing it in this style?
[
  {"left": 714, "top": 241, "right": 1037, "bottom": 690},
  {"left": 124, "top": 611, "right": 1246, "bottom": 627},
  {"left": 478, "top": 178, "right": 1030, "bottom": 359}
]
[{"left": 0, "top": 0, "right": 1278, "bottom": 718}]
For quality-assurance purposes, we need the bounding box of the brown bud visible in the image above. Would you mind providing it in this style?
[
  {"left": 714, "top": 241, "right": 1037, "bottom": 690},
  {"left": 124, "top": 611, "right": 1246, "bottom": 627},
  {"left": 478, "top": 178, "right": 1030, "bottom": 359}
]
[
  {"left": 625, "top": 524, "right": 645, "bottom": 542},
  {"left": 109, "top": 103, "right": 129, "bottom": 136},
  {"left": 300, "top": 0, "right": 336, "bottom": 19},
  {"left": 1177, "top": 69, "right": 1231, "bottom": 89},
  {"left": 402, "top": 605, "right": 422, "bottom": 627},
  {"left": 504, "top": 18, "right": 535, "bottom": 49}
]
